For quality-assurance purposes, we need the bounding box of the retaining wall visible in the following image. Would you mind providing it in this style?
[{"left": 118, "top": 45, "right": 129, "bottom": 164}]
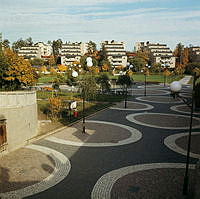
[{"left": 0, "top": 91, "right": 38, "bottom": 153}]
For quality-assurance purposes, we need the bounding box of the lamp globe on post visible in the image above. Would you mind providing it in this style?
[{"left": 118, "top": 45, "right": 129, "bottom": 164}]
[
  {"left": 170, "top": 81, "right": 182, "bottom": 98},
  {"left": 81, "top": 57, "right": 93, "bottom": 133},
  {"left": 170, "top": 80, "right": 195, "bottom": 196}
]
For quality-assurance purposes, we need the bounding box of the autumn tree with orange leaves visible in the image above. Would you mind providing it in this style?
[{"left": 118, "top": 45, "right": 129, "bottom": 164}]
[{"left": 0, "top": 48, "right": 37, "bottom": 90}]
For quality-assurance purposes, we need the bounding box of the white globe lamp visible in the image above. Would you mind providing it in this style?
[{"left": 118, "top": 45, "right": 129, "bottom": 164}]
[
  {"left": 170, "top": 81, "right": 182, "bottom": 93},
  {"left": 72, "top": 70, "right": 78, "bottom": 78}
]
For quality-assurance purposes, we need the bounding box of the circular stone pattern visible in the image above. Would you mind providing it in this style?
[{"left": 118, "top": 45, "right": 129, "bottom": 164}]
[
  {"left": 126, "top": 113, "right": 200, "bottom": 129},
  {"left": 171, "top": 104, "right": 200, "bottom": 115},
  {"left": 129, "top": 89, "right": 169, "bottom": 96},
  {"left": 91, "top": 163, "right": 195, "bottom": 199},
  {"left": 0, "top": 145, "right": 71, "bottom": 199},
  {"left": 164, "top": 132, "right": 200, "bottom": 159},
  {"left": 110, "top": 101, "right": 153, "bottom": 111},
  {"left": 137, "top": 85, "right": 169, "bottom": 89},
  {"left": 136, "top": 96, "right": 181, "bottom": 104},
  {"left": 0, "top": 148, "right": 55, "bottom": 193},
  {"left": 45, "top": 120, "right": 142, "bottom": 147}
]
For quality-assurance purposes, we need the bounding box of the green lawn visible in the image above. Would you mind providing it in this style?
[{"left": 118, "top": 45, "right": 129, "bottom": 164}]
[{"left": 131, "top": 74, "right": 184, "bottom": 83}]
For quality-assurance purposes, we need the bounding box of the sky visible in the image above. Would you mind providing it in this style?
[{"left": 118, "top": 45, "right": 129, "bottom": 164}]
[{"left": 0, "top": 0, "right": 200, "bottom": 51}]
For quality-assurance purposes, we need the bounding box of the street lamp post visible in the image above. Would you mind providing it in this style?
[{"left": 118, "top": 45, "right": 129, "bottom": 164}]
[
  {"left": 170, "top": 72, "right": 197, "bottom": 195},
  {"left": 124, "top": 62, "right": 133, "bottom": 108},
  {"left": 161, "top": 61, "right": 170, "bottom": 87},
  {"left": 141, "top": 64, "right": 151, "bottom": 96}
]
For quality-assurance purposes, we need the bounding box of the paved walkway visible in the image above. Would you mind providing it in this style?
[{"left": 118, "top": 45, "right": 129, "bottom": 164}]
[
  {"left": 178, "top": 75, "right": 192, "bottom": 85},
  {"left": 0, "top": 82, "right": 199, "bottom": 199}
]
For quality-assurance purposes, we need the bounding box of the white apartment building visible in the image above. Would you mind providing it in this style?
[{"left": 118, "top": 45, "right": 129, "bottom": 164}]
[
  {"left": 60, "top": 42, "right": 88, "bottom": 66},
  {"left": 18, "top": 42, "right": 52, "bottom": 59},
  {"left": 101, "top": 40, "right": 127, "bottom": 68},
  {"left": 135, "top": 42, "right": 175, "bottom": 68}
]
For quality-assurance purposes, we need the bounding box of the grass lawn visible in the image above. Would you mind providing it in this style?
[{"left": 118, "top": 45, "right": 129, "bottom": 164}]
[
  {"left": 131, "top": 74, "right": 184, "bottom": 83},
  {"left": 37, "top": 90, "right": 125, "bottom": 134}
]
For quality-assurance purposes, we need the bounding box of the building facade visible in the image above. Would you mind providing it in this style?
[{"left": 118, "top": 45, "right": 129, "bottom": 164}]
[
  {"left": 60, "top": 42, "right": 88, "bottom": 66},
  {"left": 135, "top": 41, "right": 176, "bottom": 68},
  {"left": 189, "top": 46, "right": 200, "bottom": 62},
  {"left": 18, "top": 42, "right": 52, "bottom": 59},
  {"left": 101, "top": 40, "right": 127, "bottom": 69}
]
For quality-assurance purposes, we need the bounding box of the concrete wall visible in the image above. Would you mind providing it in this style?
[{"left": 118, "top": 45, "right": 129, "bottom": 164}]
[{"left": 0, "top": 91, "right": 38, "bottom": 153}]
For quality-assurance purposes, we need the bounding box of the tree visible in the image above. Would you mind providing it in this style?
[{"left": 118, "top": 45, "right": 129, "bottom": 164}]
[
  {"left": 96, "top": 73, "right": 111, "bottom": 93},
  {"left": 2, "top": 39, "right": 10, "bottom": 48},
  {"left": 0, "top": 48, "right": 37, "bottom": 90},
  {"left": 79, "top": 73, "right": 97, "bottom": 100},
  {"left": 87, "top": 41, "right": 97, "bottom": 55},
  {"left": 12, "top": 37, "right": 34, "bottom": 52},
  {"left": 129, "top": 57, "right": 146, "bottom": 72},
  {"left": 52, "top": 39, "right": 62, "bottom": 59},
  {"left": 30, "top": 58, "right": 44, "bottom": 66},
  {"left": 116, "top": 74, "right": 133, "bottom": 91},
  {"left": 151, "top": 63, "right": 162, "bottom": 73},
  {"left": 174, "top": 43, "right": 184, "bottom": 66},
  {"left": 49, "top": 55, "right": 56, "bottom": 67}
]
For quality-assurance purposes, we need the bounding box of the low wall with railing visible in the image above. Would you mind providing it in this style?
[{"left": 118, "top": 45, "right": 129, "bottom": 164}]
[{"left": 0, "top": 91, "right": 38, "bottom": 153}]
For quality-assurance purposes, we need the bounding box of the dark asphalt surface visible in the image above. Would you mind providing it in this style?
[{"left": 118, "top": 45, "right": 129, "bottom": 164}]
[{"left": 26, "top": 85, "right": 200, "bottom": 199}]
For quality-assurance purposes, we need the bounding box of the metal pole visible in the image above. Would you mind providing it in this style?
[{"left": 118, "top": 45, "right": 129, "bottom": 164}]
[
  {"left": 164, "top": 75, "right": 166, "bottom": 87},
  {"left": 82, "top": 91, "right": 86, "bottom": 133},
  {"left": 144, "top": 74, "right": 147, "bottom": 96},
  {"left": 125, "top": 84, "right": 127, "bottom": 108},
  {"left": 183, "top": 72, "right": 196, "bottom": 195}
]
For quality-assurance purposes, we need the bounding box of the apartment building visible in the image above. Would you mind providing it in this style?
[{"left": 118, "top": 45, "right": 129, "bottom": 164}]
[
  {"left": 101, "top": 40, "right": 127, "bottom": 68},
  {"left": 60, "top": 42, "right": 88, "bottom": 66},
  {"left": 18, "top": 42, "right": 52, "bottom": 59},
  {"left": 135, "top": 41, "right": 175, "bottom": 68},
  {"left": 189, "top": 46, "right": 200, "bottom": 62}
]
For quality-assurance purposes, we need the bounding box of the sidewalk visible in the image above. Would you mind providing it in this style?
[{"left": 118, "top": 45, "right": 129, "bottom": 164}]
[{"left": 178, "top": 75, "right": 192, "bottom": 85}]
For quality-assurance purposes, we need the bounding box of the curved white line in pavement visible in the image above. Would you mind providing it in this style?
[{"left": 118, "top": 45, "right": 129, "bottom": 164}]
[
  {"left": 164, "top": 132, "right": 200, "bottom": 159},
  {"left": 45, "top": 120, "right": 142, "bottom": 147},
  {"left": 179, "top": 93, "right": 192, "bottom": 98},
  {"left": 0, "top": 145, "right": 71, "bottom": 199},
  {"left": 137, "top": 85, "right": 169, "bottom": 89},
  {"left": 136, "top": 96, "right": 182, "bottom": 104},
  {"left": 170, "top": 104, "right": 200, "bottom": 115},
  {"left": 129, "top": 89, "right": 170, "bottom": 96},
  {"left": 91, "top": 163, "right": 195, "bottom": 199},
  {"left": 109, "top": 101, "right": 154, "bottom": 111},
  {"left": 126, "top": 112, "right": 200, "bottom": 130}
]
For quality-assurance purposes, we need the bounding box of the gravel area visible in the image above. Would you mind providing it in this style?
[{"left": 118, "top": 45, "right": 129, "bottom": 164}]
[
  {"left": 111, "top": 168, "right": 195, "bottom": 199},
  {"left": 113, "top": 102, "right": 147, "bottom": 109},
  {"left": 135, "top": 114, "right": 200, "bottom": 128},
  {"left": 0, "top": 148, "right": 55, "bottom": 193},
  {"left": 176, "top": 105, "right": 200, "bottom": 115},
  {"left": 54, "top": 122, "right": 131, "bottom": 143},
  {"left": 176, "top": 134, "right": 200, "bottom": 154}
]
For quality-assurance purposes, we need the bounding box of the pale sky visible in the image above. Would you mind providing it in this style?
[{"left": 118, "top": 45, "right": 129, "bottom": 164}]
[{"left": 1, "top": 0, "right": 200, "bottom": 51}]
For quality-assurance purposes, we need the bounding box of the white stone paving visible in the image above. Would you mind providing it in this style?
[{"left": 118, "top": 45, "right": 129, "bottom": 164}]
[
  {"left": 170, "top": 104, "right": 200, "bottom": 115},
  {"left": 136, "top": 96, "right": 182, "bottom": 104},
  {"left": 164, "top": 132, "right": 200, "bottom": 159},
  {"left": 45, "top": 120, "right": 142, "bottom": 147},
  {"left": 128, "top": 89, "right": 170, "bottom": 96},
  {"left": 91, "top": 163, "right": 195, "bottom": 199},
  {"left": 109, "top": 101, "right": 154, "bottom": 111},
  {"left": 126, "top": 112, "right": 200, "bottom": 130},
  {"left": 0, "top": 145, "right": 71, "bottom": 199}
]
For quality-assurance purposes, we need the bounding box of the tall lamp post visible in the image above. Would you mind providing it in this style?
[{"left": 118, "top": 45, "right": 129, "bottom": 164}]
[
  {"left": 80, "top": 57, "right": 93, "bottom": 133},
  {"left": 141, "top": 64, "right": 151, "bottom": 96},
  {"left": 161, "top": 62, "right": 170, "bottom": 87},
  {"left": 170, "top": 72, "right": 197, "bottom": 195},
  {"left": 124, "top": 62, "right": 133, "bottom": 108}
]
